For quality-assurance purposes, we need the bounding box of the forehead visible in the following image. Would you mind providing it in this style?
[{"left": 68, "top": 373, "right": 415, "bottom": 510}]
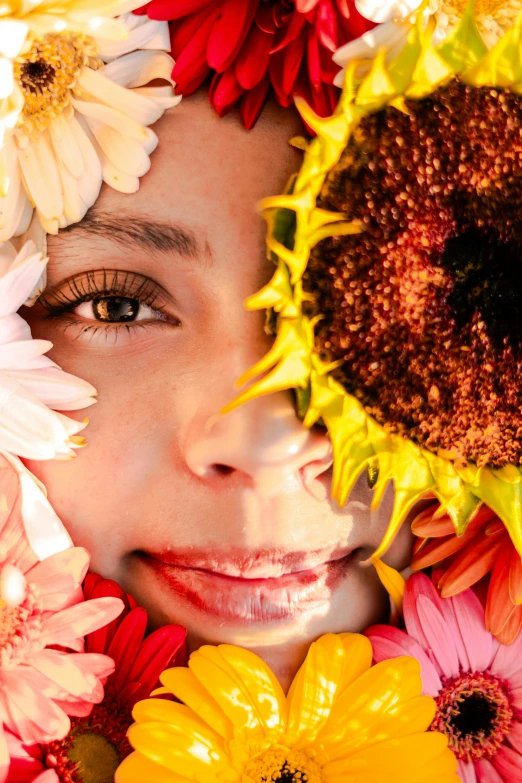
[{"left": 91, "top": 94, "right": 305, "bottom": 229}]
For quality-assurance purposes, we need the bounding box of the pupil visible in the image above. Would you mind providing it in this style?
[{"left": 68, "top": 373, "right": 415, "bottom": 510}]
[
  {"left": 92, "top": 297, "right": 139, "bottom": 323},
  {"left": 450, "top": 692, "right": 496, "bottom": 737},
  {"left": 441, "top": 227, "right": 522, "bottom": 348}
]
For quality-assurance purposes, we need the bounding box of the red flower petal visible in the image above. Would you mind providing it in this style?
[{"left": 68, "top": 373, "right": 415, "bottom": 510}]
[
  {"left": 509, "top": 547, "right": 522, "bottom": 605},
  {"left": 84, "top": 578, "right": 128, "bottom": 654},
  {"left": 206, "top": 0, "right": 258, "bottom": 73},
  {"left": 296, "top": 0, "right": 319, "bottom": 11},
  {"left": 307, "top": 25, "right": 322, "bottom": 91},
  {"left": 127, "top": 625, "right": 187, "bottom": 703},
  {"left": 486, "top": 545, "right": 514, "bottom": 636},
  {"left": 256, "top": 2, "right": 276, "bottom": 33},
  {"left": 239, "top": 76, "right": 271, "bottom": 129},
  {"left": 209, "top": 68, "right": 245, "bottom": 115},
  {"left": 106, "top": 607, "right": 148, "bottom": 696},
  {"left": 271, "top": 12, "right": 307, "bottom": 54},
  {"left": 316, "top": 0, "right": 339, "bottom": 51},
  {"left": 236, "top": 25, "right": 271, "bottom": 90},
  {"left": 146, "top": 0, "right": 213, "bottom": 21},
  {"left": 170, "top": 7, "right": 212, "bottom": 58},
  {"left": 282, "top": 31, "right": 307, "bottom": 95},
  {"left": 172, "top": 8, "right": 220, "bottom": 94},
  {"left": 269, "top": 50, "right": 293, "bottom": 107},
  {"left": 438, "top": 532, "right": 505, "bottom": 598}
]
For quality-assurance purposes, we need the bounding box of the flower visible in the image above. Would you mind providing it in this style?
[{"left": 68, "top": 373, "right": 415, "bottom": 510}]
[
  {"left": 0, "top": 544, "right": 123, "bottom": 747},
  {"left": 411, "top": 503, "right": 522, "bottom": 645},
  {"left": 226, "top": 3, "right": 522, "bottom": 564},
  {"left": 5, "top": 574, "right": 187, "bottom": 783},
  {"left": 0, "top": 2, "right": 180, "bottom": 242},
  {"left": 116, "top": 632, "right": 457, "bottom": 783},
  {"left": 333, "top": 0, "right": 521, "bottom": 84},
  {"left": 139, "top": 0, "right": 372, "bottom": 129},
  {"left": 0, "top": 241, "right": 97, "bottom": 460},
  {"left": 367, "top": 572, "right": 522, "bottom": 781}
]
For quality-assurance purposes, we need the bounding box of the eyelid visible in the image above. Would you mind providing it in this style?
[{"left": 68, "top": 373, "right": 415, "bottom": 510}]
[{"left": 39, "top": 269, "right": 175, "bottom": 314}]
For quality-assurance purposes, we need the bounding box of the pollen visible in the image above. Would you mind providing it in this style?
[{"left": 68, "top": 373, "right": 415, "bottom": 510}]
[
  {"left": 307, "top": 81, "right": 522, "bottom": 468},
  {"left": 431, "top": 671, "right": 513, "bottom": 761},
  {"left": 435, "top": 0, "right": 521, "bottom": 45},
  {"left": 0, "top": 599, "right": 21, "bottom": 649},
  {"left": 14, "top": 31, "right": 99, "bottom": 136},
  {"left": 243, "top": 746, "right": 323, "bottom": 783}
]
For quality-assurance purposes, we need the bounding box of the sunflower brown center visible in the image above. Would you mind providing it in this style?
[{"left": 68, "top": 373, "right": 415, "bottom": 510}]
[
  {"left": 431, "top": 672, "right": 513, "bottom": 761},
  {"left": 308, "top": 81, "right": 522, "bottom": 468},
  {"left": 243, "top": 747, "right": 323, "bottom": 782},
  {"left": 14, "top": 32, "right": 99, "bottom": 135}
]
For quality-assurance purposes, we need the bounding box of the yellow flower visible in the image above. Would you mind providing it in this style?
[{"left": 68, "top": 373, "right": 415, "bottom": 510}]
[
  {"left": 223, "top": 1, "right": 522, "bottom": 564},
  {"left": 116, "top": 633, "right": 458, "bottom": 783},
  {"left": 0, "top": 0, "right": 179, "bottom": 241}
]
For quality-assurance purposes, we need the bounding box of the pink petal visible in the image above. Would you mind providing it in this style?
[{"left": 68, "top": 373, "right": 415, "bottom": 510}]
[
  {"left": 26, "top": 548, "right": 89, "bottom": 612},
  {"left": 458, "top": 760, "right": 478, "bottom": 782},
  {"left": 52, "top": 699, "right": 97, "bottom": 718},
  {"left": 0, "top": 728, "right": 8, "bottom": 783},
  {"left": 475, "top": 759, "right": 506, "bottom": 783},
  {"left": 34, "top": 772, "right": 61, "bottom": 783},
  {"left": 41, "top": 597, "right": 124, "bottom": 646},
  {"left": 490, "top": 626, "right": 522, "bottom": 680},
  {"left": 0, "top": 670, "right": 70, "bottom": 744},
  {"left": 415, "top": 594, "right": 460, "bottom": 678},
  {"left": 26, "top": 650, "right": 110, "bottom": 700},
  {"left": 492, "top": 745, "right": 522, "bottom": 779},
  {"left": 450, "top": 589, "right": 496, "bottom": 673},
  {"left": 507, "top": 720, "right": 522, "bottom": 754},
  {"left": 365, "top": 624, "right": 442, "bottom": 696}
]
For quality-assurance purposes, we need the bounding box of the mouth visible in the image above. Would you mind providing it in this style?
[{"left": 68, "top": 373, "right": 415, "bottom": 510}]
[{"left": 136, "top": 547, "right": 359, "bottom": 624}]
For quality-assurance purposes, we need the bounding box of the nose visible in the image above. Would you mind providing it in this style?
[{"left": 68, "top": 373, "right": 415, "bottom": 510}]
[{"left": 185, "top": 390, "right": 332, "bottom": 497}]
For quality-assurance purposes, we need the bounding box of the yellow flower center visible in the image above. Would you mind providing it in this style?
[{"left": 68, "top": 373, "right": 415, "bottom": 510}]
[
  {"left": 14, "top": 31, "right": 99, "bottom": 135},
  {"left": 0, "top": 598, "right": 21, "bottom": 649},
  {"left": 243, "top": 747, "right": 323, "bottom": 783},
  {"left": 65, "top": 731, "right": 120, "bottom": 783}
]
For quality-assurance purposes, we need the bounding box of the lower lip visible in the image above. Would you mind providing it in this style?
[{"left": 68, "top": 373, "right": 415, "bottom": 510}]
[{"left": 138, "top": 553, "right": 355, "bottom": 624}]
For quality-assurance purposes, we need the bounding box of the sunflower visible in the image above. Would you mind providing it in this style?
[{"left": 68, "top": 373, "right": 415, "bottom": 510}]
[
  {"left": 116, "top": 633, "right": 457, "bottom": 783},
  {"left": 223, "top": 2, "right": 522, "bottom": 563},
  {"left": 0, "top": 1, "right": 179, "bottom": 242}
]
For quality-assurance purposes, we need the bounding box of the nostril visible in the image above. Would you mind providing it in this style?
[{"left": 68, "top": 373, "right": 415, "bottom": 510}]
[{"left": 212, "top": 464, "right": 235, "bottom": 477}]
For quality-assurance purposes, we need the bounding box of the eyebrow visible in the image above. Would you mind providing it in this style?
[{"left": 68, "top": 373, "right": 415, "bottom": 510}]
[{"left": 60, "top": 209, "right": 210, "bottom": 264}]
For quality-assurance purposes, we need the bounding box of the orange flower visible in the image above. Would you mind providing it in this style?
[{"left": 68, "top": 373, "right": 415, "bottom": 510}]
[{"left": 411, "top": 504, "right": 522, "bottom": 645}]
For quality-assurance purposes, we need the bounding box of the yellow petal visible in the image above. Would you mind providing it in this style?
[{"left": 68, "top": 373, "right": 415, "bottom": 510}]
[
  {"left": 159, "top": 667, "right": 233, "bottom": 741},
  {"left": 115, "top": 750, "right": 190, "bottom": 783},
  {"left": 372, "top": 558, "right": 405, "bottom": 614},
  {"left": 188, "top": 644, "right": 286, "bottom": 740}
]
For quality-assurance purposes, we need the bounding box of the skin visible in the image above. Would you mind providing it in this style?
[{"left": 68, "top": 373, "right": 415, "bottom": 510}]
[{"left": 24, "top": 92, "right": 415, "bottom": 690}]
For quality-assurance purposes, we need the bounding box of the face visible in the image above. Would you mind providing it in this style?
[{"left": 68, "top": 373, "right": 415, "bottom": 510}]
[{"left": 23, "top": 93, "right": 415, "bottom": 689}]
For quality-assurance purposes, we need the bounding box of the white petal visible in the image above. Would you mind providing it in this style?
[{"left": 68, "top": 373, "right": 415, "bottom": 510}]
[
  {"left": 104, "top": 49, "right": 175, "bottom": 90},
  {"left": 99, "top": 15, "right": 171, "bottom": 60},
  {"left": 0, "top": 20, "right": 28, "bottom": 58},
  {"left": 0, "top": 341, "right": 52, "bottom": 369},
  {"left": 0, "top": 247, "right": 46, "bottom": 317},
  {"left": 68, "top": 115, "right": 103, "bottom": 209},
  {"left": 85, "top": 117, "right": 151, "bottom": 177},
  {"left": 333, "top": 19, "right": 411, "bottom": 66},
  {"left": 48, "top": 115, "right": 85, "bottom": 180},
  {"left": 0, "top": 138, "right": 25, "bottom": 242},
  {"left": 355, "top": 0, "right": 421, "bottom": 23},
  {"left": 2, "top": 453, "right": 72, "bottom": 559},
  {"left": 5, "top": 367, "right": 97, "bottom": 410},
  {"left": 71, "top": 96, "right": 158, "bottom": 151},
  {"left": 78, "top": 65, "right": 166, "bottom": 125},
  {"left": 57, "top": 160, "right": 84, "bottom": 225},
  {"left": 17, "top": 134, "right": 64, "bottom": 223},
  {"left": 0, "top": 59, "right": 13, "bottom": 101}
]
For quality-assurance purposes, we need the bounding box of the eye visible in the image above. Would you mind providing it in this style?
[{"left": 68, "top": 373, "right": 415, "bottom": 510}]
[{"left": 74, "top": 296, "right": 167, "bottom": 324}]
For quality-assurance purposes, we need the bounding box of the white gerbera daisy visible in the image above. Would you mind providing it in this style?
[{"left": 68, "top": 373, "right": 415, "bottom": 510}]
[
  {"left": 0, "top": 240, "right": 97, "bottom": 461},
  {"left": 333, "top": 0, "right": 522, "bottom": 87},
  {"left": 0, "top": 2, "right": 180, "bottom": 241}
]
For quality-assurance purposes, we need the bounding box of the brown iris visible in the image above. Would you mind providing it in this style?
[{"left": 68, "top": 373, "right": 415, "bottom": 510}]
[{"left": 305, "top": 81, "right": 522, "bottom": 468}]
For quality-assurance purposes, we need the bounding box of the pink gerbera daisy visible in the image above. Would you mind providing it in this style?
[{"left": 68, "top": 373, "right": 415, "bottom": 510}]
[
  {"left": 5, "top": 574, "right": 187, "bottom": 783},
  {"left": 366, "top": 573, "right": 522, "bottom": 782},
  {"left": 0, "top": 546, "right": 123, "bottom": 750}
]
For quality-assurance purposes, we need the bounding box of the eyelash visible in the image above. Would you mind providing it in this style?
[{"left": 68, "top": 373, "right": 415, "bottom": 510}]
[{"left": 39, "top": 270, "right": 180, "bottom": 343}]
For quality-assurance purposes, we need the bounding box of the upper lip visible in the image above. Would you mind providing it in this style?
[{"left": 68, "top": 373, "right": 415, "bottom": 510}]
[{"left": 140, "top": 546, "right": 354, "bottom": 579}]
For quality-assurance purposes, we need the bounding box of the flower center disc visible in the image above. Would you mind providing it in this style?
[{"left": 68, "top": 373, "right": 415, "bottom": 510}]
[
  {"left": 310, "top": 81, "right": 522, "bottom": 467},
  {"left": 243, "top": 747, "right": 323, "bottom": 782},
  {"left": 14, "top": 32, "right": 99, "bottom": 134},
  {"left": 0, "top": 599, "right": 21, "bottom": 649},
  {"left": 431, "top": 671, "right": 513, "bottom": 761}
]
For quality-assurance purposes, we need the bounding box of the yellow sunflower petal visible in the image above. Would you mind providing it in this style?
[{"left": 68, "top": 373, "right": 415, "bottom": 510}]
[
  {"left": 115, "top": 750, "right": 190, "bottom": 783},
  {"left": 132, "top": 699, "right": 225, "bottom": 748},
  {"left": 372, "top": 558, "right": 405, "bottom": 613},
  {"left": 188, "top": 644, "right": 286, "bottom": 740},
  {"left": 159, "top": 667, "right": 233, "bottom": 741}
]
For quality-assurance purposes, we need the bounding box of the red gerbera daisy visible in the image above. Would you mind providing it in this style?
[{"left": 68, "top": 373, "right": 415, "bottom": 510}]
[
  {"left": 411, "top": 504, "right": 522, "bottom": 645},
  {"left": 137, "top": 0, "right": 373, "bottom": 128},
  {"left": 6, "top": 574, "right": 187, "bottom": 783}
]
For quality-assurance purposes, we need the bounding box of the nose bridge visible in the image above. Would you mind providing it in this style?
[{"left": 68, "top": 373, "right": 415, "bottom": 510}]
[{"left": 184, "top": 388, "right": 332, "bottom": 494}]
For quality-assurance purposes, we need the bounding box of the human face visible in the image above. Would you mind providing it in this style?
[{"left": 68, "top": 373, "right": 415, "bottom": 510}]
[{"left": 23, "top": 93, "right": 414, "bottom": 689}]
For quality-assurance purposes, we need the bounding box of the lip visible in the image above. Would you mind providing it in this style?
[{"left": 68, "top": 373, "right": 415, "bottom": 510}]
[{"left": 137, "top": 547, "right": 357, "bottom": 624}]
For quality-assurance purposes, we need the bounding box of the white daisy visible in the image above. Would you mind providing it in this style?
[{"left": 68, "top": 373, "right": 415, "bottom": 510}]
[
  {"left": 0, "top": 2, "right": 180, "bottom": 241},
  {"left": 333, "top": 0, "right": 522, "bottom": 87},
  {"left": 0, "top": 240, "right": 97, "bottom": 461}
]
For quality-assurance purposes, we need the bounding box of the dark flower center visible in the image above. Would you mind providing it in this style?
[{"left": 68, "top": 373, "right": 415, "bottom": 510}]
[
  {"left": 308, "top": 81, "right": 522, "bottom": 467},
  {"left": 431, "top": 672, "right": 513, "bottom": 761},
  {"left": 19, "top": 59, "right": 56, "bottom": 93}
]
